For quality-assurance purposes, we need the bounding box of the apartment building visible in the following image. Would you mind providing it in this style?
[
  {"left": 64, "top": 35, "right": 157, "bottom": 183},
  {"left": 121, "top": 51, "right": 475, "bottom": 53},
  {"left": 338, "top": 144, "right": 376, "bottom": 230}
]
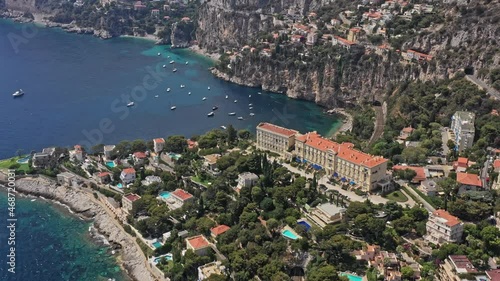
[
  {"left": 451, "top": 111, "right": 476, "bottom": 152},
  {"left": 425, "top": 209, "right": 464, "bottom": 245},
  {"left": 439, "top": 255, "right": 477, "bottom": 281},
  {"left": 256, "top": 123, "right": 298, "bottom": 156},
  {"left": 122, "top": 193, "right": 141, "bottom": 214}
]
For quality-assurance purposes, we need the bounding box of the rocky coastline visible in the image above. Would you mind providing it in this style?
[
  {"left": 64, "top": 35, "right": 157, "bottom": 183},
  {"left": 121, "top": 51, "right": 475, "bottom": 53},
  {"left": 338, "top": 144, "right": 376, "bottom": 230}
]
[{"left": 2, "top": 176, "right": 157, "bottom": 281}]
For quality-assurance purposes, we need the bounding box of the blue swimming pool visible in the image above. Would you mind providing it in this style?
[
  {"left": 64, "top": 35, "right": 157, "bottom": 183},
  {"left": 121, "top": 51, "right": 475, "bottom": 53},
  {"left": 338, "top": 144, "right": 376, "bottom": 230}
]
[
  {"left": 282, "top": 229, "right": 299, "bottom": 240},
  {"left": 297, "top": 220, "right": 311, "bottom": 231},
  {"left": 152, "top": 241, "right": 162, "bottom": 249},
  {"left": 153, "top": 253, "right": 172, "bottom": 264},
  {"left": 341, "top": 273, "right": 363, "bottom": 281},
  {"left": 105, "top": 161, "right": 116, "bottom": 168},
  {"left": 16, "top": 155, "right": 30, "bottom": 164},
  {"left": 168, "top": 153, "right": 181, "bottom": 160},
  {"left": 117, "top": 183, "right": 123, "bottom": 189},
  {"left": 159, "top": 191, "right": 171, "bottom": 199}
]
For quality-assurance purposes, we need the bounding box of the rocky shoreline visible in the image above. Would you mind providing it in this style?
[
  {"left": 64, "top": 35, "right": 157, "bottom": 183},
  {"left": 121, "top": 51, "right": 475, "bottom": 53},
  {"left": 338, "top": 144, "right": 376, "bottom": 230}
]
[{"left": 2, "top": 177, "right": 157, "bottom": 281}]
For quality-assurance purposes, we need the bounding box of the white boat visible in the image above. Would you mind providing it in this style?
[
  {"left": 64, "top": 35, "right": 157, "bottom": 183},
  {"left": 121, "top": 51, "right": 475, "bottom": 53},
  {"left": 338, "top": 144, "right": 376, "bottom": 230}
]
[
  {"left": 202, "top": 97, "right": 207, "bottom": 101},
  {"left": 185, "top": 61, "right": 189, "bottom": 65},
  {"left": 89, "top": 227, "right": 92, "bottom": 232},
  {"left": 249, "top": 107, "right": 253, "bottom": 110},
  {"left": 212, "top": 106, "right": 218, "bottom": 110},
  {"left": 228, "top": 112, "right": 236, "bottom": 116},
  {"left": 249, "top": 95, "right": 252, "bottom": 98},
  {"left": 127, "top": 102, "right": 134, "bottom": 107},
  {"left": 249, "top": 103, "right": 253, "bottom": 106},
  {"left": 162, "top": 65, "right": 166, "bottom": 68},
  {"left": 172, "top": 68, "right": 177, "bottom": 72},
  {"left": 167, "top": 88, "right": 171, "bottom": 92},
  {"left": 221, "top": 126, "right": 227, "bottom": 130},
  {"left": 258, "top": 92, "right": 262, "bottom": 95},
  {"left": 157, "top": 53, "right": 161, "bottom": 56},
  {"left": 208, "top": 86, "right": 211, "bottom": 90},
  {"left": 180, "top": 85, "right": 185, "bottom": 88},
  {"left": 167, "top": 56, "right": 170, "bottom": 58},
  {"left": 234, "top": 100, "right": 238, "bottom": 103},
  {"left": 249, "top": 113, "right": 255, "bottom": 116},
  {"left": 225, "top": 95, "right": 228, "bottom": 99},
  {"left": 207, "top": 112, "right": 214, "bottom": 117},
  {"left": 169, "top": 60, "right": 175, "bottom": 64},
  {"left": 31, "top": 199, "right": 36, "bottom": 202},
  {"left": 12, "top": 89, "right": 24, "bottom": 97},
  {"left": 171, "top": 106, "right": 176, "bottom": 110},
  {"left": 155, "top": 95, "right": 159, "bottom": 98},
  {"left": 188, "top": 92, "right": 191, "bottom": 95},
  {"left": 238, "top": 117, "right": 243, "bottom": 120}
]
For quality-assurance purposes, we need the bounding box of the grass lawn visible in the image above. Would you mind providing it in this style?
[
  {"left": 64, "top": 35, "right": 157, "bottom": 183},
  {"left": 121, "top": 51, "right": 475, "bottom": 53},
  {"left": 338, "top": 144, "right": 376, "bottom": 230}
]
[
  {"left": 384, "top": 190, "right": 409, "bottom": 203},
  {"left": 0, "top": 156, "right": 30, "bottom": 172},
  {"left": 191, "top": 176, "right": 211, "bottom": 186}
]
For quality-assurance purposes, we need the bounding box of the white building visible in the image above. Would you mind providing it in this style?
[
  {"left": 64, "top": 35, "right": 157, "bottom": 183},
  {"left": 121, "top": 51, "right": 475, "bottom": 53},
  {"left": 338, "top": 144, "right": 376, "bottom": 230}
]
[
  {"left": 142, "top": 176, "right": 163, "bottom": 186},
  {"left": 153, "top": 138, "right": 165, "bottom": 153},
  {"left": 306, "top": 203, "right": 345, "bottom": 228},
  {"left": 122, "top": 193, "right": 141, "bottom": 214},
  {"left": 425, "top": 209, "right": 464, "bottom": 245},
  {"left": 237, "top": 172, "right": 259, "bottom": 189},
  {"left": 450, "top": 111, "right": 475, "bottom": 152},
  {"left": 198, "top": 261, "right": 226, "bottom": 280},
  {"left": 120, "top": 168, "right": 136, "bottom": 184},
  {"left": 103, "top": 145, "right": 115, "bottom": 160},
  {"left": 256, "top": 122, "right": 298, "bottom": 156}
]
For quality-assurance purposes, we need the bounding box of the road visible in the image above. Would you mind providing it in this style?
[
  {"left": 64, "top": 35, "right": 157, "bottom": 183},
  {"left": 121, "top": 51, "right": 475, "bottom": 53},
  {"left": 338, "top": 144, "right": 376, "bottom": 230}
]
[
  {"left": 465, "top": 74, "right": 500, "bottom": 100},
  {"left": 400, "top": 182, "right": 435, "bottom": 212},
  {"left": 280, "top": 162, "right": 415, "bottom": 207},
  {"left": 368, "top": 101, "right": 387, "bottom": 146}
]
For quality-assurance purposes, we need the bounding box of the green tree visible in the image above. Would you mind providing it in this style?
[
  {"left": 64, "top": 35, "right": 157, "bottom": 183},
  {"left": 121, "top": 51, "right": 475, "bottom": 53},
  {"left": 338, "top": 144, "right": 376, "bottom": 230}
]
[
  {"left": 226, "top": 125, "right": 237, "bottom": 144},
  {"left": 165, "top": 135, "right": 187, "bottom": 153},
  {"left": 308, "top": 265, "right": 340, "bottom": 281},
  {"left": 401, "top": 266, "right": 414, "bottom": 280}
]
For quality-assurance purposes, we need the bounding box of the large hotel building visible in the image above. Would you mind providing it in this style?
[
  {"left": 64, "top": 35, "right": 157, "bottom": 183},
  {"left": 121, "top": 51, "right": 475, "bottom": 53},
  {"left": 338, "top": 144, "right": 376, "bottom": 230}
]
[{"left": 256, "top": 122, "right": 388, "bottom": 191}]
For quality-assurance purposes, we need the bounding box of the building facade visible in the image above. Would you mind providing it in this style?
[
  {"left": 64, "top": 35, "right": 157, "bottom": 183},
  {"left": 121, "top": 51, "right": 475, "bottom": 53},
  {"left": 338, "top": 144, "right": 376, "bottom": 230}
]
[
  {"left": 153, "top": 138, "right": 165, "bottom": 153},
  {"left": 425, "top": 209, "right": 464, "bottom": 245},
  {"left": 122, "top": 193, "right": 141, "bottom": 214},
  {"left": 120, "top": 168, "right": 136, "bottom": 184},
  {"left": 256, "top": 123, "right": 298, "bottom": 156},
  {"left": 451, "top": 111, "right": 475, "bottom": 152},
  {"left": 237, "top": 172, "right": 259, "bottom": 189}
]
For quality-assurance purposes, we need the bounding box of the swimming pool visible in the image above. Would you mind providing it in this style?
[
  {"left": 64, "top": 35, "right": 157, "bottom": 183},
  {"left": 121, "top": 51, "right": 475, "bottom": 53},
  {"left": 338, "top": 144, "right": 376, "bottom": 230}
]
[
  {"left": 116, "top": 183, "right": 123, "bottom": 189},
  {"left": 297, "top": 220, "right": 311, "bottom": 231},
  {"left": 16, "top": 155, "right": 30, "bottom": 164},
  {"left": 152, "top": 241, "right": 162, "bottom": 249},
  {"left": 159, "top": 191, "right": 171, "bottom": 199},
  {"left": 153, "top": 253, "right": 172, "bottom": 264},
  {"left": 282, "top": 229, "right": 299, "bottom": 240},
  {"left": 341, "top": 273, "right": 363, "bottom": 281},
  {"left": 105, "top": 161, "right": 116, "bottom": 168},
  {"left": 168, "top": 153, "right": 181, "bottom": 160}
]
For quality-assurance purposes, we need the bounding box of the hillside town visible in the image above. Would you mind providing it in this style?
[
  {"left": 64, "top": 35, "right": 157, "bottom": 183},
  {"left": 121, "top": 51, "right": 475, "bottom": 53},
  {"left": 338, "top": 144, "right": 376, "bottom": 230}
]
[{"left": 4, "top": 116, "right": 499, "bottom": 281}]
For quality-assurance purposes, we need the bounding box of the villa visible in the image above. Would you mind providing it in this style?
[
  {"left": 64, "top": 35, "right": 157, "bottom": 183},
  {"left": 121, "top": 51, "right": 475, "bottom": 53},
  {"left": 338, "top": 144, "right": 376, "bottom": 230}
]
[
  {"left": 153, "top": 138, "right": 165, "bottom": 153},
  {"left": 97, "top": 171, "right": 111, "bottom": 184},
  {"left": 236, "top": 172, "right": 259, "bottom": 190},
  {"left": 70, "top": 144, "right": 84, "bottom": 162},
  {"left": 425, "top": 209, "right": 463, "bottom": 245},
  {"left": 57, "top": 172, "right": 78, "bottom": 187},
  {"left": 32, "top": 147, "right": 56, "bottom": 168},
  {"left": 456, "top": 172, "right": 482, "bottom": 194},
  {"left": 132, "top": 152, "right": 147, "bottom": 164},
  {"left": 122, "top": 193, "right": 141, "bottom": 214},
  {"left": 120, "top": 168, "right": 136, "bottom": 184},
  {"left": 203, "top": 154, "right": 221, "bottom": 176},
  {"left": 306, "top": 203, "right": 345, "bottom": 228},
  {"left": 198, "top": 261, "right": 226, "bottom": 280},
  {"left": 165, "top": 189, "right": 194, "bottom": 209},
  {"left": 187, "top": 139, "right": 198, "bottom": 150},
  {"left": 142, "top": 175, "right": 163, "bottom": 186},
  {"left": 210, "top": 225, "right": 231, "bottom": 239},
  {"left": 186, "top": 235, "right": 211, "bottom": 256},
  {"left": 392, "top": 165, "right": 428, "bottom": 183}
]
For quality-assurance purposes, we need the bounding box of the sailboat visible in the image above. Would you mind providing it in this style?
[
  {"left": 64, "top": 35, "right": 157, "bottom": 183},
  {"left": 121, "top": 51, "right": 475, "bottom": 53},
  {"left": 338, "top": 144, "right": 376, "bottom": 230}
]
[
  {"left": 207, "top": 112, "right": 214, "bottom": 117},
  {"left": 185, "top": 61, "right": 189, "bottom": 65},
  {"left": 228, "top": 112, "right": 236, "bottom": 116},
  {"left": 180, "top": 85, "right": 185, "bottom": 88},
  {"left": 157, "top": 53, "right": 161, "bottom": 56},
  {"left": 225, "top": 95, "right": 228, "bottom": 99},
  {"left": 127, "top": 102, "right": 134, "bottom": 107},
  {"left": 188, "top": 92, "right": 191, "bottom": 95},
  {"left": 167, "top": 88, "right": 171, "bottom": 92},
  {"left": 172, "top": 68, "right": 177, "bottom": 72},
  {"left": 162, "top": 65, "right": 166, "bottom": 68},
  {"left": 249, "top": 95, "right": 252, "bottom": 98},
  {"left": 234, "top": 100, "right": 238, "bottom": 103},
  {"left": 249, "top": 103, "right": 253, "bottom": 106},
  {"left": 12, "top": 89, "right": 24, "bottom": 97},
  {"left": 171, "top": 106, "right": 176, "bottom": 110},
  {"left": 169, "top": 60, "right": 175, "bottom": 64},
  {"left": 202, "top": 97, "right": 207, "bottom": 101},
  {"left": 155, "top": 95, "right": 159, "bottom": 98},
  {"left": 208, "top": 86, "right": 211, "bottom": 90}
]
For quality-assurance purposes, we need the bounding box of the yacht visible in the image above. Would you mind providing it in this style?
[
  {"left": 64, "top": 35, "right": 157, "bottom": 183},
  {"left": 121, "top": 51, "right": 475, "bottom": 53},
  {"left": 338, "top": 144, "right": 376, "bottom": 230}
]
[
  {"left": 249, "top": 113, "right": 255, "bottom": 116},
  {"left": 207, "top": 112, "right": 214, "bottom": 117},
  {"left": 162, "top": 64, "right": 166, "bottom": 68},
  {"left": 155, "top": 95, "right": 159, "bottom": 98},
  {"left": 221, "top": 126, "right": 227, "bottom": 130},
  {"left": 208, "top": 86, "right": 211, "bottom": 90},
  {"left": 249, "top": 95, "right": 252, "bottom": 98},
  {"left": 258, "top": 92, "right": 262, "bottom": 95},
  {"left": 12, "top": 89, "right": 24, "bottom": 97},
  {"left": 171, "top": 106, "right": 176, "bottom": 110},
  {"left": 238, "top": 117, "right": 243, "bottom": 120},
  {"left": 249, "top": 103, "right": 253, "bottom": 106},
  {"left": 172, "top": 68, "right": 177, "bottom": 72},
  {"left": 167, "top": 88, "right": 171, "bottom": 92},
  {"left": 228, "top": 112, "right": 236, "bottom": 116},
  {"left": 127, "top": 102, "right": 134, "bottom": 107},
  {"left": 249, "top": 107, "right": 253, "bottom": 110},
  {"left": 188, "top": 92, "right": 191, "bottom": 95},
  {"left": 225, "top": 95, "right": 228, "bottom": 99},
  {"left": 202, "top": 97, "right": 207, "bottom": 101},
  {"left": 234, "top": 100, "right": 238, "bottom": 103},
  {"left": 185, "top": 61, "right": 189, "bottom": 65},
  {"left": 31, "top": 199, "right": 36, "bottom": 202},
  {"left": 169, "top": 60, "right": 175, "bottom": 64},
  {"left": 157, "top": 53, "right": 161, "bottom": 56},
  {"left": 180, "top": 85, "right": 185, "bottom": 88},
  {"left": 212, "top": 106, "right": 218, "bottom": 110}
]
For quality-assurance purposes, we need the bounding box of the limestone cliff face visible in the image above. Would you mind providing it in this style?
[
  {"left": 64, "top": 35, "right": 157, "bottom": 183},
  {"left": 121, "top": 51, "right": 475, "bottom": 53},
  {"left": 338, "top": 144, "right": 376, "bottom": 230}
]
[
  {"left": 196, "top": 0, "right": 330, "bottom": 51},
  {"left": 4, "top": 0, "right": 57, "bottom": 13},
  {"left": 171, "top": 21, "right": 195, "bottom": 48},
  {"left": 213, "top": 49, "right": 440, "bottom": 107}
]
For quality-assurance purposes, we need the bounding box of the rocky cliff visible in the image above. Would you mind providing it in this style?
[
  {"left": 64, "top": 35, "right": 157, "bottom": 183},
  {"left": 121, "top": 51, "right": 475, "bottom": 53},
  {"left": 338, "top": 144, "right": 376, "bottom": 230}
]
[
  {"left": 196, "top": 0, "right": 332, "bottom": 51},
  {"left": 8, "top": 177, "right": 157, "bottom": 281},
  {"left": 171, "top": 21, "right": 195, "bottom": 48}
]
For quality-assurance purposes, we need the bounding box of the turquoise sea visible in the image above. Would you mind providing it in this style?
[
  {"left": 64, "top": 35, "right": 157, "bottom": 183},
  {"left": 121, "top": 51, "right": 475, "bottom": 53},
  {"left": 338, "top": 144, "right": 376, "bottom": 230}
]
[
  {"left": 0, "top": 190, "right": 130, "bottom": 281},
  {"left": 0, "top": 19, "right": 341, "bottom": 159}
]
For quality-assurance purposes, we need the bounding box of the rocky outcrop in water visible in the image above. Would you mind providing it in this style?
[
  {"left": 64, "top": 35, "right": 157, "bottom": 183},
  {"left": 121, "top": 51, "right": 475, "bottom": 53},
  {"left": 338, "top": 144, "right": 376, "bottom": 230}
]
[{"left": 10, "top": 178, "right": 157, "bottom": 281}]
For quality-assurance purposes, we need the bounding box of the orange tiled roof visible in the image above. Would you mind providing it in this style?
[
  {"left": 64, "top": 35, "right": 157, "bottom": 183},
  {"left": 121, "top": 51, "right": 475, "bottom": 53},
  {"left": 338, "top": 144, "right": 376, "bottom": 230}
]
[
  {"left": 154, "top": 138, "right": 165, "bottom": 143},
  {"left": 187, "top": 235, "right": 209, "bottom": 249},
  {"left": 334, "top": 36, "right": 356, "bottom": 46},
  {"left": 401, "top": 127, "right": 414, "bottom": 133},
  {"left": 211, "top": 225, "right": 231, "bottom": 236},
  {"left": 494, "top": 159, "right": 500, "bottom": 169},
  {"left": 98, "top": 172, "right": 110, "bottom": 177},
  {"left": 258, "top": 122, "right": 298, "bottom": 137},
  {"left": 133, "top": 152, "right": 147, "bottom": 159},
  {"left": 296, "top": 132, "right": 339, "bottom": 152},
  {"left": 124, "top": 193, "right": 141, "bottom": 202},
  {"left": 457, "top": 157, "right": 468, "bottom": 165},
  {"left": 434, "top": 209, "right": 461, "bottom": 227},
  {"left": 393, "top": 165, "right": 426, "bottom": 182},
  {"left": 122, "top": 168, "right": 136, "bottom": 175},
  {"left": 172, "top": 189, "right": 193, "bottom": 201},
  {"left": 457, "top": 172, "right": 482, "bottom": 187}
]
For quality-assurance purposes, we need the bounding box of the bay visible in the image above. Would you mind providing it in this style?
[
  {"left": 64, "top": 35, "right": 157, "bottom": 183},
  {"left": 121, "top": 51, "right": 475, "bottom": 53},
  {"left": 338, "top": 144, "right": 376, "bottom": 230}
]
[{"left": 0, "top": 18, "right": 341, "bottom": 158}]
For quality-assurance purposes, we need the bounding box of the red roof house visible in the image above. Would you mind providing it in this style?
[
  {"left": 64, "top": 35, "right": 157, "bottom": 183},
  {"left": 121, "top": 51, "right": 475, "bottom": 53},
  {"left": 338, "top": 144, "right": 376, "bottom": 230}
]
[
  {"left": 210, "top": 225, "right": 231, "bottom": 238},
  {"left": 457, "top": 172, "right": 482, "bottom": 188}
]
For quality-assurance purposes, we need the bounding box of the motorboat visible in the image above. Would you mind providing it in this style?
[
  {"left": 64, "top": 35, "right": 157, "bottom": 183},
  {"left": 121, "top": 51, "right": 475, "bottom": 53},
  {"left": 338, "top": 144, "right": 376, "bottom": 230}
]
[
  {"left": 221, "top": 126, "right": 227, "bottom": 130},
  {"left": 127, "top": 102, "right": 134, "bottom": 107},
  {"left": 202, "top": 97, "right": 207, "bottom": 101},
  {"left": 155, "top": 95, "right": 159, "bottom": 98},
  {"left": 249, "top": 113, "right": 255, "bottom": 116},
  {"left": 169, "top": 60, "right": 175, "bottom": 64},
  {"left": 207, "top": 112, "right": 214, "bottom": 117},
  {"left": 167, "top": 88, "right": 171, "bottom": 92},
  {"left": 249, "top": 107, "right": 253, "bottom": 110},
  {"left": 162, "top": 65, "right": 166, "bottom": 68},
  {"left": 208, "top": 86, "right": 211, "bottom": 90},
  {"left": 212, "top": 106, "right": 218, "bottom": 110},
  {"left": 172, "top": 68, "right": 177, "bottom": 72},
  {"left": 249, "top": 103, "right": 253, "bottom": 106},
  {"left": 12, "top": 89, "right": 24, "bottom": 97},
  {"left": 225, "top": 95, "right": 228, "bottom": 99},
  {"left": 188, "top": 92, "right": 191, "bottom": 95},
  {"left": 258, "top": 92, "right": 262, "bottom": 95},
  {"left": 185, "top": 61, "right": 189, "bottom": 65},
  {"left": 249, "top": 95, "right": 252, "bottom": 98},
  {"left": 234, "top": 100, "right": 237, "bottom": 103},
  {"left": 157, "top": 53, "right": 161, "bottom": 56},
  {"left": 228, "top": 112, "right": 236, "bottom": 116},
  {"left": 171, "top": 106, "right": 176, "bottom": 110},
  {"left": 180, "top": 85, "right": 185, "bottom": 88},
  {"left": 237, "top": 117, "right": 243, "bottom": 120}
]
